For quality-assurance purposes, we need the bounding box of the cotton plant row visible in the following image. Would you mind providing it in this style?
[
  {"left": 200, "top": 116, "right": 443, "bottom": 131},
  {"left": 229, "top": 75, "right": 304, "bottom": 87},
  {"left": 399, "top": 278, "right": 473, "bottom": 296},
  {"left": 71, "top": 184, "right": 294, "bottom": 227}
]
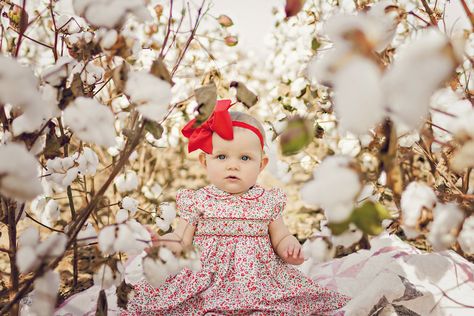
[
  {"left": 260, "top": 0, "right": 474, "bottom": 264},
  {"left": 0, "top": 0, "right": 237, "bottom": 313}
]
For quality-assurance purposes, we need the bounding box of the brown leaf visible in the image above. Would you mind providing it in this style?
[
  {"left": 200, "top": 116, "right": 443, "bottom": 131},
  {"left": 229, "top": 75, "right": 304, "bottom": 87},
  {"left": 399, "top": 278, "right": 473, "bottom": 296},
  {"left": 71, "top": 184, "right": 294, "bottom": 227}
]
[
  {"left": 150, "top": 57, "right": 174, "bottom": 86},
  {"left": 96, "top": 289, "right": 108, "bottom": 316},
  {"left": 44, "top": 125, "right": 63, "bottom": 159},
  {"left": 112, "top": 62, "right": 130, "bottom": 94},
  {"left": 116, "top": 280, "right": 134, "bottom": 310},
  {"left": 193, "top": 83, "right": 217, "bottom": 127},
  {"left": 230, "top": 81, "right": 258, "bottom": 108}
]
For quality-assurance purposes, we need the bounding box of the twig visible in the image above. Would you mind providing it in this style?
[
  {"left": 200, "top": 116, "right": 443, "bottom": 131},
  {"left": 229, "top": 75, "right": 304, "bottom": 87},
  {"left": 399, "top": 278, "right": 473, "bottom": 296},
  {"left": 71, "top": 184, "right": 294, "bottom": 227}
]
[
  {"left": 171, "top": 0, "right": 207, "bottom": 76},
  {"left": 7, "top": 26, "right": 53, "bottom": 49},
  {"left": 25, "top": 212, "right": 64, "bottom": 233},
  {"left": 14, "top": 0, "right": 28, "bottom": 57},
  {"left": 420, "top": 0, "right": 438, "bottom": 26},
  {"left": 159, "top": 0, "right": 174, "bottom": 58},
  {"left": 92, "top": 76, "right": 113, "bottom": 97},
  {"left": 408, "top": 11, "right": 431, "bottom": 25},
  {"left": 459, "top": 0, "right": 474, "bottom": 30},
  {"left": 49, "top": 0, "right": 59, "bottom": 61},
  {"left": 426, "top": 120, "right": 452, "bottom": 134}
]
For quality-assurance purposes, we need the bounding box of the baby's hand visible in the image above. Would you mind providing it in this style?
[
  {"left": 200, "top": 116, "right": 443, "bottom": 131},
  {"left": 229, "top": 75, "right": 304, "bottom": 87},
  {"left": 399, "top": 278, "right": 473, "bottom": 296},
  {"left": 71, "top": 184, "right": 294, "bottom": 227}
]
[{"left": 280, "top": 236, "right": 305, "bottom": 265}]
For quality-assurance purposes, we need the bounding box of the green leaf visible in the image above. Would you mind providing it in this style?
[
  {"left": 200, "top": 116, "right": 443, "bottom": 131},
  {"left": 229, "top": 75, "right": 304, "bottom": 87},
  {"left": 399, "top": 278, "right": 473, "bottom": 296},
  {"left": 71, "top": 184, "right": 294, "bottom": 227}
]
[
  {"left": 327, "top": 220, "right": 351, "bottom": 236},
  {"left": 351, "top": 201, "right": 392, "bottom": 236},
  {"left": 279, "top": 116, "right": 313, "bottom": 156}
]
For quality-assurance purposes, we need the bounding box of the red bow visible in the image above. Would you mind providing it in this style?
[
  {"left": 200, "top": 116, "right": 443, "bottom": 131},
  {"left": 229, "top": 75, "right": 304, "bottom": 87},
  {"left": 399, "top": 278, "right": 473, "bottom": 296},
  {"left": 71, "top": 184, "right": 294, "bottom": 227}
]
[{"left": 181, "top": 99, "right": 234, "bottom": 154}]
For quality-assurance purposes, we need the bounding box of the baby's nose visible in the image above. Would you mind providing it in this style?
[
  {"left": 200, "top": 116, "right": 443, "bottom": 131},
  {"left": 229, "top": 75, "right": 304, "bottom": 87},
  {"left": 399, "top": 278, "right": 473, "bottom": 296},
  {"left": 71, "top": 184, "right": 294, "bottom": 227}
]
[{"left": 226, "top": 159, "right": 240, "bottom": 170}]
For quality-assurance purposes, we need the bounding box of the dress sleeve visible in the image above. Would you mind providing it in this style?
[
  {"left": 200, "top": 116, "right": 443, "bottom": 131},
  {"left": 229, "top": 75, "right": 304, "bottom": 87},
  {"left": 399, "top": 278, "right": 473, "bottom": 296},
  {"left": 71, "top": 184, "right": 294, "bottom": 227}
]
[
  {"left": 270, "top": 188, "right": 287, "bottom": 221},
  {"left": 176, "top": 189, "right": 198, "bottom": 225}
]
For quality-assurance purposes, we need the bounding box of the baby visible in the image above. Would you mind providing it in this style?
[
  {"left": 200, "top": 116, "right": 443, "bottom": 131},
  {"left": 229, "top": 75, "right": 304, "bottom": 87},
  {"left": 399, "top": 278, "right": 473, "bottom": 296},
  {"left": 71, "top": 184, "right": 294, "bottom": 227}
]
[{"left": 123, "top": 99, "right": 350, "bottom": 315}]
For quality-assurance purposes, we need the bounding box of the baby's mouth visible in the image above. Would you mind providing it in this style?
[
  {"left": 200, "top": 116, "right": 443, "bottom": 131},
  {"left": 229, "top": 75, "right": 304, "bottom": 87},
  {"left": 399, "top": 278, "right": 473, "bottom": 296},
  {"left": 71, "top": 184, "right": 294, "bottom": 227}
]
[{"left": 226, "top": 175, "right": 240, "bottom": 180}]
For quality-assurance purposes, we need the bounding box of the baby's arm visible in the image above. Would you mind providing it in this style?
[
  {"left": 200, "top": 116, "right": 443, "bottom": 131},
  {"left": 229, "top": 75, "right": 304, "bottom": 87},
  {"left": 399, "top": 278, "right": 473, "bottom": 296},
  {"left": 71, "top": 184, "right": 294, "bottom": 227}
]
[
  {"left": 150, "top": 218, "right": 196, "bottom": 254},
  {"left": 269, "top": 217, "right": 305, "bottom": 265}
]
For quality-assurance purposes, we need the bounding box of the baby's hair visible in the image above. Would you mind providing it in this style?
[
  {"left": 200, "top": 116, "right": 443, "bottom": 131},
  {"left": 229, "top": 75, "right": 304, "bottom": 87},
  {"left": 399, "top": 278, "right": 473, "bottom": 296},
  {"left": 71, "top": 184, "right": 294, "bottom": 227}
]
[{"left": 229, "top": 111, "right": 267, "bottom": 147}]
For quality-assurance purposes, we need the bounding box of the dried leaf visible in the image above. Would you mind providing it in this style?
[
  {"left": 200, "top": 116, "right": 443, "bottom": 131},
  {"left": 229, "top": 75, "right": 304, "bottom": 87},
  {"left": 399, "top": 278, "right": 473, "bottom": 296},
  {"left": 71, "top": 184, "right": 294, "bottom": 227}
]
[
  {"left": 96, "top": 289, "right": 108, "bottom": 316},
  {"left": 230, "top": 81, "right": 258, "bottom": 108},
  {"left": 116, "top": 280, "right": 134, "bottom": 310},
  {"left": 150, "top": 57, "right": 174, "bottom": 86},
  {"left": 112, "top": 62, "right": 130, "bottom": 94},
  {"left": 144, "top": 120, "right": 164, "bottom": 139},
  {"left": 193, "top": 83, "right": 217, "bottom": 127}
]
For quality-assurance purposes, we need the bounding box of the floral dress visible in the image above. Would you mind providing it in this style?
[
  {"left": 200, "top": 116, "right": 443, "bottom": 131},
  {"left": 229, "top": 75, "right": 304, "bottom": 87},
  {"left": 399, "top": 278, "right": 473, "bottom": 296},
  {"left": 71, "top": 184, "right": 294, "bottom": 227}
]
[{"left": 122, "top": 185, "right": 351, "bottom": 315}]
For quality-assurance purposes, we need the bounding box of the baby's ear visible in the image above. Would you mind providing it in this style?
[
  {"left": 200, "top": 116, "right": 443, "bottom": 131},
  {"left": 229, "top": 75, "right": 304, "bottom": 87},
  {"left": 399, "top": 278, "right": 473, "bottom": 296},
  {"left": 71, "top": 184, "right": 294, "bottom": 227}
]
[
  {"left": 198, "top": 152, "right": 207, "bottom": 167},
  {"left": 259, "top": 155, "right": 269, "bottom": 171}
]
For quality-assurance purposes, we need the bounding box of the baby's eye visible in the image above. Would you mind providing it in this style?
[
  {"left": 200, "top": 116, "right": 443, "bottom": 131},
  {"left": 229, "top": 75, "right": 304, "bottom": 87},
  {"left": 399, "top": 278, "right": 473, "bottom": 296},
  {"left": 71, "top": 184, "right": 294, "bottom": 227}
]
[
  {"left": 216, "top": 154, "right": 226, "bottom": 160},
  {"left": 241, "top": 155, "right": 251, "bottom": 161}
]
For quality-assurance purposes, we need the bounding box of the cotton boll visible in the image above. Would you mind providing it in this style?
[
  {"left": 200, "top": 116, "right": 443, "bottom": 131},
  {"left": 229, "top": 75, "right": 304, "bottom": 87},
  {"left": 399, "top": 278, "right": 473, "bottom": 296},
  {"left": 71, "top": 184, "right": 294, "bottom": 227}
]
[
  {"left": 116, "top": 209, "right": 129, "bottom": 223},
  {"left": 331, "top": 223, "right": 363, "bottom": 248},
  {"left": 77, "top": 221, "right": 97, "bottom": 246},
  {"left": 93, "top": 264, "right": 123, "bottom": 289},
  {"left": 301, "top": 237, "right": 335, "bottom": 263},
  {"left": 300, "top": 155, "right": 361, "bottom": 223},
  {"left": 76, "top": 147, "right": 99, "bottom": 176},
  {"left": 428, "top": 203, "right": 464, "bottom": 251},
  {"left": 451, "top": 141, "right": 474, "bottom": 172},
  {"left": 0, "top": 143, "right": 43, "bottom": 200},
  {"left": 458, "top": 216, "right": 474, "bottom": 255},
  {"left": 16, "top": 246, "right": 40, "bottom": 273},
  {"left": 401, "top": 182, "right": 437, "bottom": 228},
  {"left": 159, "top": 203, "right": 176, "bottom": 222},
  {"left": 125, "top": 71, "right": 172, "bottom": 123},
  {"left": 30, "top": 270, "right": 60, "bottom": 316},
  {"left": 333, "top": 57, "right": 385, "bottom": 135},
  {"left": 36, "top": 233, "right": 67, "bottom": 258},
  {"left": 98, "top": 225, "right": 117, "bottom": 255},
  {"left": 63, "top": 97, "right": 117, "bottom": 147},
  {"left": 41, "top": 199, "right": 60, "bottom": 226},
  {"left": 121, "top": 196, "right": 139, "bottom": 214},
  {"left": 19, "top": 226, "right": 40, "bottom": 248},
  {"left": 142, "top": 257, "right": 168, "bottom": 287},
  {"left": 383, "top": 29, "right": 458, "bottom": 129},
  {"left": 114, "top": 171, "right": 139, "bottom": 193}
]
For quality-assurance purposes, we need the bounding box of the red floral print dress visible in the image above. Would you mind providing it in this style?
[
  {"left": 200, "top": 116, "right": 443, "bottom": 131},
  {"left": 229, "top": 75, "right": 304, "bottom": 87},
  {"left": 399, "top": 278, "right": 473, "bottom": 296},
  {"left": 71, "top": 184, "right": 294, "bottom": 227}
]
[{"left": 122, "top": 185, "right": 351, "bottom": 315}]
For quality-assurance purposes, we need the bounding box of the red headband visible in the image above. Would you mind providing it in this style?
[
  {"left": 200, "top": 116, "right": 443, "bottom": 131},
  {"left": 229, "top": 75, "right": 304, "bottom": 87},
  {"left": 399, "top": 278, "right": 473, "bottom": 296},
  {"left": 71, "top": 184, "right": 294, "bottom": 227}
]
[{"left": 181, "top": 99, "right": 264, "bottom": 154}]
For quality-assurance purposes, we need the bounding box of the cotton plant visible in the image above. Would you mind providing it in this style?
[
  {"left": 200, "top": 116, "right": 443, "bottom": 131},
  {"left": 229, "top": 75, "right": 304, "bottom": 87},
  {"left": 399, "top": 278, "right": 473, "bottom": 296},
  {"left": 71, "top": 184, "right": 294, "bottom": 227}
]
[
  {"left": 0, "top": 56, "right": 60, "bottom": 135},
  {"left": 400, "top": 182, "right": 437, "bottom": 239},
  {"left": 16, "top": 227, "right": 67, "bottom": 274},
  {"left": 98, "top": 219, "right": 151, "bottom": 256},
  {"left": 124, "top": 70, "right": 173, "bottom": 123},
  {"left": 449, "top": 108, "right": 474, "bottom": 172},
  {"left": 155, "top": 202, "right": 176, "bottom": 232},
  {"left": 116, "top": 196, "right": 139, "bottom": 223},
  {"left": 300, "top": 155, "right": 361, "bottom": 223},
  {"left": 307, "top": 9, "right": 462, "bottom": 135},
  {"left": 77, "top": 221, "right": 98, "bottom": 246},
  {"left": 28, "top": 270, "right": 60, "bottom": 316},
  {"left": 73, "top": 0, "right": 152, "bottom": 29},
  {"left": 63, "top": 97, "right": 117, "bottom": 147},
  {"left": 45, "top": 156, "right": 79, "bottom": 188},
  {"left": 114, "top": 170, "right": 139, "bottom": 193},
  {"left": 142, "top": 182, "right": 163, "bottom": 200},
  {"left": 30, "top": 196, "right": 61, "bottom": 227},
  {"left": 427, "top": 203, "right": 465, "bottom": 251},
  {"left": 0, "top": 143, "right": 43, "bottom": 200},
  {"left": 93, "top": 261, "right": 125, "bottom": 289}
]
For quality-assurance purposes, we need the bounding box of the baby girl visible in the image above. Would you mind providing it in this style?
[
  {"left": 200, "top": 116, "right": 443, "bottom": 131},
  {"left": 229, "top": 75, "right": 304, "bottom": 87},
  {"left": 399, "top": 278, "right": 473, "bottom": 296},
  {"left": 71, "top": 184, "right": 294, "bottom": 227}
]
[{"left": 123, "top": 99, "right": 350, "bottom": 315}]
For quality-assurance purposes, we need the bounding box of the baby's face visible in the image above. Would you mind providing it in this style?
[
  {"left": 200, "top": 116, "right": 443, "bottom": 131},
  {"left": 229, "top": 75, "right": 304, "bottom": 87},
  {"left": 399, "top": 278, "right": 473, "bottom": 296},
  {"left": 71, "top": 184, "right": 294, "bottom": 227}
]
[{"left": 199, "top": 127, "right": 268, "bottom": 195}]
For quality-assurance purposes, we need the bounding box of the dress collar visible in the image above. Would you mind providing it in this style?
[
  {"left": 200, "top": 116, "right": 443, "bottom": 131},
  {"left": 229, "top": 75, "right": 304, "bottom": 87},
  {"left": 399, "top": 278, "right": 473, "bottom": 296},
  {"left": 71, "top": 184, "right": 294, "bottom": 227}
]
[{"left": 203, "top": 184, "right": 265, "bottom": 200}]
